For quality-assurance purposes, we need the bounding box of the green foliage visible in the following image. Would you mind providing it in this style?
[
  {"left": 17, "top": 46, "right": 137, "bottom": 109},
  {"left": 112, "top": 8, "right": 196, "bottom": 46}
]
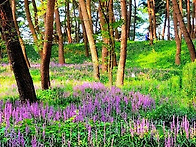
[
  {"left": 182, "top": 61, "right": 196, "bottom": 97},
  {"left": 25, "top": 44, "right": 40, "bottom": 63},
  {"left": 0, "top": 39, "right": 7, "bottom": 63},
  {"left": 111, "top": 19, "right": 124, "bottom": 29},
  {"left": 63, "top": 43, "right": 91, "bottom": 64},
  {"left": 36, "top": 87, "right": 80, "bottom": 108}
]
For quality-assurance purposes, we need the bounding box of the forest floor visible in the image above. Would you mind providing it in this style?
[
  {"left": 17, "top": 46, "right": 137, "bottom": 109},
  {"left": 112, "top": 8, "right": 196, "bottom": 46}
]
[{"left": 0, "top": 40, "right": 196, "bottom": 146}]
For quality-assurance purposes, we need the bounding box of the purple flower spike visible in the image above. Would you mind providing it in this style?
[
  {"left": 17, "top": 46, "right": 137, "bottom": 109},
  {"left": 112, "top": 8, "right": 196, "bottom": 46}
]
[{"left": 31, "top": 136, "right": 37, "bottom": 147}]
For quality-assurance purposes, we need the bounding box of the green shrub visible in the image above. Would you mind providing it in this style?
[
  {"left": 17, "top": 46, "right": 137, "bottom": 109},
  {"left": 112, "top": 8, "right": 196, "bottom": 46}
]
[
  {"left": 182, "top": 62, "right": 196, "bottom": 97},
  {"left": 169, "top": 75, "right": 181, "bottom": 93},
  {"left": 0, "top": 39, "right": 7, "bottom": 63}
]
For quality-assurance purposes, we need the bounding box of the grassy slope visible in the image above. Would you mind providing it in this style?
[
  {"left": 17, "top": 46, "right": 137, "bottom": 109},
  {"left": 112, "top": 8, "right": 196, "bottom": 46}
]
[
  {"left": 125, "top": 40, "right": 191, "bottom": 69},
  {"left": 1, "top": 40, "right": 193, "bottom": 68},
  {"left": 0, "top": 40, "right": 195, "bottom": 101}
]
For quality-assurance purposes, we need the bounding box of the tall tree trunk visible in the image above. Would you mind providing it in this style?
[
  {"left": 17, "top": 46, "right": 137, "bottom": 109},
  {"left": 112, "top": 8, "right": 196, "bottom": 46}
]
[
  {"left": 147, "top": 0, "right": 153, "bottom": 45},
  {"left": 79, "top": 0, "right": 100, "bottom": 80},
  {"left": 179, "top": 0, "right": 183, "bottom": 40},
  {"left": 66, "top": 0, "right": 72, "bottom": 43},
  {"left": 32, "top": 0, "right": 39, "bottom": 32},
  {"left": 152, "top": 0, "right": 157, "bottom": 39},
  {"left": 32, "top": 0, "right": 44, "bottom": 41},
  {"left": 167, "top": 0, "right": 170, "bottom": 40},
  {"left": 127, "top": 0, "right": 132, "bottom": 40},
  {"left": 24, "top": 0, "right": 38, "bottom": 45},
  {"left": 194, "top": 0, "right": 196, "bottom": 38},
  {"left": 86, "top": 0, "right": 93, "bottom": 33},
  {"left": 109, "top": 0, "right": 117, "bottom": 67},
  {"left": 116, "top": 0, "right": 127, "bottom": 87},
  {"left": 73, "top": 0, "right": 79, "bottom": 43},
  {"left": 186, "top": 0, "right": 191, "bottom": 34},
  {"left": 79, "top": 7, "right": 89, "bottom": 57},
  {"left": 41, "top": 0, "right": 55, "bottom": 90},
  {"left": 172, "top": 5, "right": 181, "bottom": 65},
  {"left": 0, "top": 0, "right": 37, "bottom": 102},
  {"left": 77, "top": 19, "right": 80, "bottom": 43},
  {"left": 99, "top": 3, "right": 108, "bottom": 73},
  {"left": 55, "top": 4, "right": 65, "bottom": 64},
  {"left": 0, "top": 27, "right": 3, "bottom": 59},
  {"left": 63, "top": 3, "right": 67, "bottom": 42},
  {"left": 132, "top": 0, "right": 136, "bottom": 41},
  {"left": 192, "top": 0, "right": 196, "bottom": 38},
  {"left": 162, "top": 9, "right": 167, "bottom": 40},
  {"left": 172, "top": 0, "right": 196, "bottom": 62},
  {"left": 114, "top": 28, "right": 120, "bottom": 40},
  {"left": 11, "top": 0, "right": 30, "bottom": 68},
  {"left": 24, "top": 0, "right": 43, "bottom": 57},
  {"left": 108, "top": 0, "right": 117, "bottom": 87}
]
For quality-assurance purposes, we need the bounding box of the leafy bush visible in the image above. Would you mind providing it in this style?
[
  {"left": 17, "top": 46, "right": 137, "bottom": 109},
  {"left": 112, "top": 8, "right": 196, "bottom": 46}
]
[
  {"left": 0, "top": 39, "right": 7, "bottom": 63},
  {"left": 182, "top": 62, "right": 196, "bottom": 97}
]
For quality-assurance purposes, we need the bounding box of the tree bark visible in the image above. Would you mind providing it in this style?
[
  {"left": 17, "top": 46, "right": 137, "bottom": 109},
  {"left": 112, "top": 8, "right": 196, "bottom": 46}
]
[
  {"left": 162, "top": 9, "right": 167, "bottom": 40},
  {"left": 152, "top": 0, "right": 157, "bottom": 39},
  {"left": 116, "top": 0, "right": 127, "bottom": 87},
  {"left": 41, "top": 0, "right": 55, "bottom": 90},
  {"left": 172, "top": 0, "right": 196, "bottom": 62},
  {"left": 167, "top": 0, "right": 170, "bottom": 40},
  {"left": 194, "top": 1, "right": 196, "bottom": 38},
  {"left": 127, "top": 0, "right": 132, "bottom": 40},
  {"left": 11, "top": 0, "right": 30, "bottom": 68},
  {"left": 179, "top": 0, "right": 183, "bottom": 40},
  {"left": 79, "top": 0, "right": 100, "bottom": 80},
  {"left": 109, "top": 0, "right": 117, "bottom": 67},
  {"left": 172, "top": 5, "right": 181, "bottom": 65},
  {"left": 55, "top": 4, "right": 65, "bottom": 64},
  {"left": 192, "top": 0, "right": 196, "bottom": 38},
  {"left": 0, "top": 0, "right": 37, "bottom": 102},
  {"left": 73, "top": 0, "right": 79, "bottom": 43},
  {"left": 79, "top": 6, "right": 89, "bottom": 57},
  {"left": 86, "top": 0, "right": 93, "bottom": 33},
  {"left": 24, "top": 0, "right": 38, "bottom": 44},
  {"left": 32, "top": 0, "right": 39, "bottom": 32},
  {"left": 99, "top": 3, "right": 108, "bottom": 73},
  {"left": 147, "top": 0, "right": 153, "bottom": 45},
  {"left": 0, "top": 27, "right": 4, "bottom": 59},
  {"left": 186, "top": 0, "right": 191, "bottom": 34},
  {"left": 66, "top": 0, "right": 72, "bottom": 43},
  {"left": 132, "top": 0, "right": 136, "bottom": 41},
  {"left": 108, "top": 0, "right": 117, "bottom": 87}
]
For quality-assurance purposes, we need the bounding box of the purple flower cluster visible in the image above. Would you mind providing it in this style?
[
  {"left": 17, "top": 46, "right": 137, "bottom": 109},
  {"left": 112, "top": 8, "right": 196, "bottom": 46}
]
[
  {"left": 1, "top": 101, "right": 73, "bottom": 128},
  {"left": 129, "top": 91, "right": 156, "bottom": 112},
  {"left": 0, "top": 63, "right": 10, "bottom": 67},
  {"left": 0, "top": 103, "right": 196, "bottom": 146},
  {"left": 0, "top": 82, "right": 195, "bottom": 146},
  {"left": 164, "top": 115, "right": 196, "bottom": 147},
  {"left": 30, "top": 62, "right": 93, "bottom": 69},
  {"left": 73, "top": 82, "right": 155, "bottom": 114},
  {"left": 73, "top": 82, "right": 106, "bottom": 97}
]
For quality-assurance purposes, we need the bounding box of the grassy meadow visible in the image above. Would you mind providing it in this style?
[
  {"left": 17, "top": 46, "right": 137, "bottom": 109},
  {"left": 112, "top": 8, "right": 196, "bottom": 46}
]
[{"left": 0, "top": 40, "right": 196, "bottom": 146}]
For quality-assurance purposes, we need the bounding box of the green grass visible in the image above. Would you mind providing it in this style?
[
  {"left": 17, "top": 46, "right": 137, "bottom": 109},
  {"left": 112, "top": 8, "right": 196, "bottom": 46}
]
[
  {"left": 0, "top": 40, "right": 195, "bottom": 106},
  {"left": 125, "top": 40, "right": 191, "bottom": 69}
]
